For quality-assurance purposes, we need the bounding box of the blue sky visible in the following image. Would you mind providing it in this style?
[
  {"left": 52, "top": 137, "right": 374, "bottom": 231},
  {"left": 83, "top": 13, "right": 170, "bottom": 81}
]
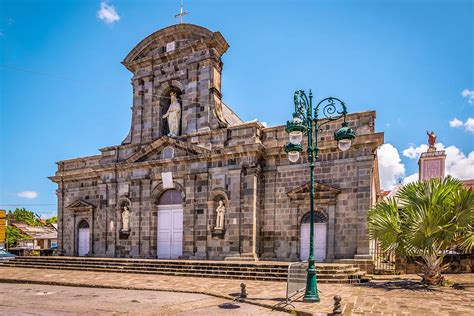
[{"left": 1, "top": 0, "right": 473, "bottom": 218}]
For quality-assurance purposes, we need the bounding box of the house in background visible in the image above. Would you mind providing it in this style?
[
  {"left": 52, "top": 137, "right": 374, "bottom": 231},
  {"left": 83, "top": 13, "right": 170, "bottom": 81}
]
[
  {"left": 10, "top": 220, "right": 58, "bottom": 249},
  {"left": 0, "top": 210, "right": 6, "bottom": 249}
]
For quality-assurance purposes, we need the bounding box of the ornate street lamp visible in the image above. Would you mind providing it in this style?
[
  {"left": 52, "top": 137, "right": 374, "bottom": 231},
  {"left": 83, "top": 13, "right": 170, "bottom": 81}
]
[{"left": 284, "top": 90, "right": 355, "bottom": 302}]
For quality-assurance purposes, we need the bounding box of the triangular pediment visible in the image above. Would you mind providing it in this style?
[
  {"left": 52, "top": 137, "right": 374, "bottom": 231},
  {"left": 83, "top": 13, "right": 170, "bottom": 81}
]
[
  {"left": 123, "top": 136, "right": 210, "bottom": 165},
  {"left": 287, "top": 182, "right": 341, "bottom": 200},
  {"left": 66, "top": 199, "right": 96, "bottom": 210}
]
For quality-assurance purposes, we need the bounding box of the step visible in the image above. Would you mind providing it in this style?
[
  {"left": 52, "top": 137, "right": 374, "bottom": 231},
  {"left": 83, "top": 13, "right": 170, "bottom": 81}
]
[
  {"left": 0, "top": 264, "right": 361, "bottom": 284},
  {"left": 2, "top": 257, "right": 366, "bottom": 284},
  {"left": 8, "top": 260, "right": 288, "bottom": 272},
  {"left": 9, "top": 259, "right": 360, "bottom": 274},
  {"left": 4, "top": 261, "right": 362, "bottom": 278},
  {"left": 1, "top": 262, "right": 287, "bottom": 276},
  {"left": 12, "top": 257, "right": 358, "bottom": 270}
]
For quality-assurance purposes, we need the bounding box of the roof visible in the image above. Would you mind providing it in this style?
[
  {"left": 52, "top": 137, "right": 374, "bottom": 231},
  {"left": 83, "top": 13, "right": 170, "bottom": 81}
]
[
  {"left": 10, "top": 221, "right": 58, "bottom": 240},
  {"left": 461, "top": 179, "right": 474, "bottom": 189}
]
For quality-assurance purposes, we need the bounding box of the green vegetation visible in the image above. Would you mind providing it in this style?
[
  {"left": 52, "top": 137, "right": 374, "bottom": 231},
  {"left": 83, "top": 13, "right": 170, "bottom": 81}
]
[
  {"left": 6, "top": 225, "right": 29, "bottom": 248},
  {"left": 10, "top": 208, "right": 42, "bottom": 226},
  {"left": 368, "top": 177, "right": 474, "bottom": 285},
  {"left": 46, "top": 216, "right": 57, "bottom": 225}
]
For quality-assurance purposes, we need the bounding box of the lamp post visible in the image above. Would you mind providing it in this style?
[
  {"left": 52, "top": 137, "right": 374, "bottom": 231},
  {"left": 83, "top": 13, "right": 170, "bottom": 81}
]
[{"left": 284, "top": 90, "right": 356, "bottom": 302}]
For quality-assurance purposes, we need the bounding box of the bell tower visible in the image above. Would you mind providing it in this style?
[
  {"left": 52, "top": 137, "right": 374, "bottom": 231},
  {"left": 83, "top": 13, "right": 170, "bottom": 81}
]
[{"left": 121, "top": 24, "right": 230, "bottom": 145}]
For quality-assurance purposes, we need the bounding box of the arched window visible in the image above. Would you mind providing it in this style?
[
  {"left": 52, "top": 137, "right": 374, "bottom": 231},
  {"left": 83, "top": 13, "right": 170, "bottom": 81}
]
[
  {"left": 78, "top": 220, "right": 90, "bottom": 229},
  {"left": 301, "top": 211, "right": 328, "bottom": 224},
  {"left": 158, "top": 189, "right": 182, "bottom": 205}
]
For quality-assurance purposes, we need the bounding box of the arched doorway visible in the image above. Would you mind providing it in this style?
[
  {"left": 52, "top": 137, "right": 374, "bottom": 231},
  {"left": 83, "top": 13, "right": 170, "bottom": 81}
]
[
  {"left": 77, "top": 220, "right": 90, "bottom": 257},
  {"left": 300, "top": 211, "right": 328, "bottom": 262},
  {"left": 157, "top": 189, "right": 183, "bottom": 259}
]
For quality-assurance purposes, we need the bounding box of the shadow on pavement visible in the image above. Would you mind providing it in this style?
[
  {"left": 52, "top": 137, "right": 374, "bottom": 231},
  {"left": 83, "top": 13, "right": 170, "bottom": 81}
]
[{"left": 355, "top": 280, "right": 441, "bottom": 292}]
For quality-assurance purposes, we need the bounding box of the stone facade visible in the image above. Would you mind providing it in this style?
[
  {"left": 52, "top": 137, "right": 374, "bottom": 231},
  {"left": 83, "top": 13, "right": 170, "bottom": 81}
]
[{"left": 50, "top": 24, "right": 384, "bottom": 261}]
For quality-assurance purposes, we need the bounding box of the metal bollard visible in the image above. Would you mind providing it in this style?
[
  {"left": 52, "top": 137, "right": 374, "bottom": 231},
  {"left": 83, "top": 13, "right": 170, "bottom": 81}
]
[
  {"left": 333, "top": 295, "right": 342, "bottom": 314},
  {"left": 240, "top": 283, "right": 247, "bottom": 298}
]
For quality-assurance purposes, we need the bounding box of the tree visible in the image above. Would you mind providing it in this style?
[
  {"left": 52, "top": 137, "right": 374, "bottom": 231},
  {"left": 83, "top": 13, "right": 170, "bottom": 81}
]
[
  {"left": 368, "top": 176, "right": 474, "bottom": 285},
  {"left": 46, "top": 216, "right": 57, "bottom": 225},
  {"left": 6, "top": 226, "right": 29, "bottom": 248},
  {"left": 10, "top": 208, "right": 42, "bottom": 226}
]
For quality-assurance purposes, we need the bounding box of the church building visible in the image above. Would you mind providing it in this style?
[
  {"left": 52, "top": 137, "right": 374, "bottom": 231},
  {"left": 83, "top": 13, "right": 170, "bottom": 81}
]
[{"left": 50, "top": 24, "right": 384, "bottom": 261}]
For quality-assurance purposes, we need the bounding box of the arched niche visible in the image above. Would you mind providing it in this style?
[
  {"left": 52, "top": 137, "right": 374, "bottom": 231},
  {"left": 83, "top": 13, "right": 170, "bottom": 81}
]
[
  {"left": 209, "top": 189, "right": 229, "bottom": 234},
  {"left": 155, "top": 85, "right": 183, "bottom": 137}
]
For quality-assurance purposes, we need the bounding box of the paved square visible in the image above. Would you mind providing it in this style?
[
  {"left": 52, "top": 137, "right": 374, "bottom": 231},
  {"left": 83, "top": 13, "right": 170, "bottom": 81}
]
[{"left": 0, "top": 267, "right": 473, "bottom": 315}]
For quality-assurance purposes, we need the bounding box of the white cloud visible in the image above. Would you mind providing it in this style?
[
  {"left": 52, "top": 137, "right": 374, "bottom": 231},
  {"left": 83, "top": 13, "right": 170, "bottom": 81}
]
[
  {"left": 403, "top": 143, "right": 474, "bottom": 180},
  {"left": 377, "top": 144, "right": 406, "bottom": 190},
  {"left": 449, "top": 118, "right": 463, "bottom": 128},
  {"left": 17, "top": 191, "right": 38, "bottom": 199},
  {"left": 97, "top": 2, "right": 120, "bottom": 24},
  {"left": 464, "top": 118, "right": 474, "bottom": 133},
  {"left": 402, "top": 143, "right": 431, "bottom": 159},
  {"left": 444, "top": 145, "right": 474, "bottom": 179},
  {"left": 448, "top": 117, "right": 474, "bottom": 134},
  {"left": 379, "top": 141, "right": 474, "bottom": 191},
  {"left": 461, "top": 89, "right": 474, "bottom": 104},
  {"left": 403, "top": 173, "right": 419, "bottom": 185}
]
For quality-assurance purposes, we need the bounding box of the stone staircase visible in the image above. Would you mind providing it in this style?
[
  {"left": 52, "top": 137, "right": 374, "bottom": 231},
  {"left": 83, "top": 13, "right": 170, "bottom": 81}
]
[{"left": 1, "top": 256, "right": 368, "bottom": 284}]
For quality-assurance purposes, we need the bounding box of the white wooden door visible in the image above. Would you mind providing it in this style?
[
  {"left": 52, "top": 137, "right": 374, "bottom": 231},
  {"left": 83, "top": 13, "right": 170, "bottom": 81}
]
[
  {"left": 78, "top": 228, "right": 90, "bottom": 257},
  {"left": 157, "top": 205, "right": 183, "bottom": 259},
  {"left": 300, "top": 223, "right": 327, "bottom": 262}
]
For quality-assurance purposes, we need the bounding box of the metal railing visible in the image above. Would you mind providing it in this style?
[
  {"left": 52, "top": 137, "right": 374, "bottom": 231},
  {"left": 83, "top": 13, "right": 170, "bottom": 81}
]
[
  {"left": 370, "top": 239, "right": 396, "bottom": 274},
  {"left": 285, "top": 261, "right": 307, "bottom": 305}
]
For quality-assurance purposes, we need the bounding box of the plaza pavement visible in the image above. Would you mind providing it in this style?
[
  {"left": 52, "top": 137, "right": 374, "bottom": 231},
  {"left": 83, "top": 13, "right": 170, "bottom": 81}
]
[
  {"left": 0, "top": 266, "right": 473, "bottom": 315},
  {"left": 0, "top": 283, "right": 286, "bottom": 315}
]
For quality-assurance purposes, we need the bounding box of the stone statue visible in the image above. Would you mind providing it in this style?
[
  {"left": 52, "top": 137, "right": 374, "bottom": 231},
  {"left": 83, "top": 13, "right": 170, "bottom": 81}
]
[
  {"left": 427, "top": 130, "right": 436, "bottom": 149},
  {"left": 121, "top": 206, "right": 130, "bottom": 231},
  {"left": 163, "top": 91, "right": 181, "bottom": 137},
  {"left": 215, "top": 200, "right": 226, "bottom": 230}
]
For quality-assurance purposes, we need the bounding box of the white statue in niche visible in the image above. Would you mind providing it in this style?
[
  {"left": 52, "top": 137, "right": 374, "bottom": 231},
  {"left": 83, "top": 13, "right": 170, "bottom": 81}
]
[
  {"left": 163, "top": 91, "right": 181, "bottom": 137},
  {"left": 215, "top": 200, "right": 226, "bottom": 230},
  {"left": 121, "top": 206, "right": 130, "bottom": 231}
]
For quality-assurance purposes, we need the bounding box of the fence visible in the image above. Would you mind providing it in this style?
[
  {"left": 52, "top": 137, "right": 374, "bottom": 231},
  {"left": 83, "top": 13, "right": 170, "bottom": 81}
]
[
  {"left": 370, "top": 239, "right": 396, "bottom": 274},
  {"left": 285, "top": 261, "right": 307, "bottom": 305}
]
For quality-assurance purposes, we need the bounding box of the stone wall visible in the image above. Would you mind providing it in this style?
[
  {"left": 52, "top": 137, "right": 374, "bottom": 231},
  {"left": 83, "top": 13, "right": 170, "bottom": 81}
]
[{"left": 396, "top": 254, "right": 474, "bottom": 274}]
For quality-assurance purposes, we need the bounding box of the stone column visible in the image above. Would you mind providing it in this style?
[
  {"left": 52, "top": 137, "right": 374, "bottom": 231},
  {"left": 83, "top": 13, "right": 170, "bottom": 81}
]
[
  {"left": 140, "top": 178, "right": 151, "bottom": 257},
  {"left": 140, "top": 75, "right": 154, "bottom": 143},
  {"left": 240, "top": 166, "right": 260, "bottom": 260},
  {"left": 106, "top": 182, "right": 117, "bottom": 257},
  {"left": 183, "top": 174, "right": 195, "bottom": 258},
  {"left": 355, "top": 157, "right": 373, "bottom": 259}
]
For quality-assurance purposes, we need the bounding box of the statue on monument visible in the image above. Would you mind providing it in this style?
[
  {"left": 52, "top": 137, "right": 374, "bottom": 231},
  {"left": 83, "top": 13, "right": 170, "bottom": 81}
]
[
  {"left": 121, "top": 206, "right": 130, "bottom": 231},
  {"left": 163, "top": 91, "right": 181, "bottom": 137},
  {"left": 214, "top": 200, "right": 226, "bottom": 230},
  {"left": 426, "top": 130, "right": 436, "bottom": 150}
]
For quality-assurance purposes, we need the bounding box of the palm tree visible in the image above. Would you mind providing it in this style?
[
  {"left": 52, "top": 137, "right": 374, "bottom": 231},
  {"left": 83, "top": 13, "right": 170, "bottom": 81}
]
[{"left": 368, "top": 176, "right": 474, "bottom": 285}]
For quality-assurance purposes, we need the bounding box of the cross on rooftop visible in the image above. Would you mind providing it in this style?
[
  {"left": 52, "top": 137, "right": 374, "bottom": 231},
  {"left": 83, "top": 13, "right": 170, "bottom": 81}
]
[{"left": 174, "top": 0, "right": 188, "bottom": 24}]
